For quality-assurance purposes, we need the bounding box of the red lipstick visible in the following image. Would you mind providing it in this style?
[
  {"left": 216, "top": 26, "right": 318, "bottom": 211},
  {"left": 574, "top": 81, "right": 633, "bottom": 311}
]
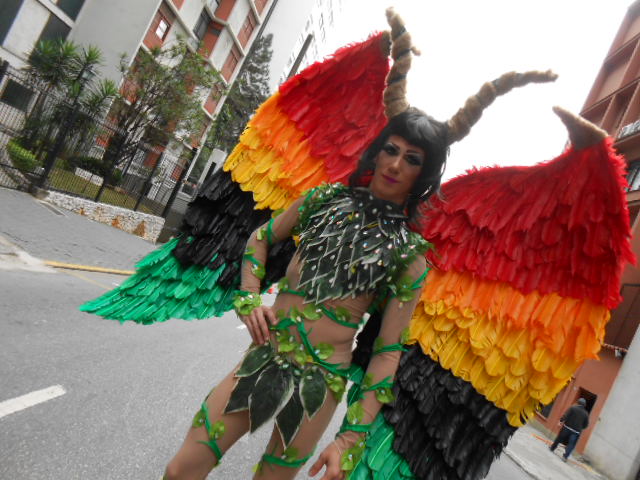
[{"left": 382, "top": 174, "right": 399, "bottom": 184}]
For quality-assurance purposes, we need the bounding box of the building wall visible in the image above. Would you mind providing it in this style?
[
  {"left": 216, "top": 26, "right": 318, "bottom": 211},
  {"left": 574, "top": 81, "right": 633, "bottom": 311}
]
[
  {"left": 69, "top": 0, "right": 160, "bottom": 83},
  {"left": 262, "top": 0, "right": 314, "bottom": 92},
  {"left": 585, "top": 329, "right": 640, "bottom": 480},
  {"left": 537, "top": 349, "right": 622, "bottom": 454},
  {"left": 1, "top": 0, "right": 54, "bottom": 66}
]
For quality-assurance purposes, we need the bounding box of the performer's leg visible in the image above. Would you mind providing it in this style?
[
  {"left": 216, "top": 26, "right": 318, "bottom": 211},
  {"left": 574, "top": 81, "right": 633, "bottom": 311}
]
[
  {"left": 164, "top": 368, "right": 250, "bottom": 480},
  {"left": 253, "top": 393, "right": 340, "bottom": 480}
]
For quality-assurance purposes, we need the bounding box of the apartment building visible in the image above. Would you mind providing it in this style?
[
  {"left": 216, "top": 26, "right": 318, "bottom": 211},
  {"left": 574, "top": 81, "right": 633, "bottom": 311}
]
[
  {"left": 535, "top": 2, "right": 640, "bottom": 479},
  {"left": 1, "top": 0, "right": 274, "bottom": 150}
]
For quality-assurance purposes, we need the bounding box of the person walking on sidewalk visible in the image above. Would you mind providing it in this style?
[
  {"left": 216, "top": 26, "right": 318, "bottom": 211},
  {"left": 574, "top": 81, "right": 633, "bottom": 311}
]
[{"left": 550, "top": 398, "right": 590, "bottom": 462}]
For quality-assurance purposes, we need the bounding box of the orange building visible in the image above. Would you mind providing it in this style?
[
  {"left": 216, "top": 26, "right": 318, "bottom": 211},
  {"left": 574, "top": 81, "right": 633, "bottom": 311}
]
[{"left": 535, "top": 0, "right": 640, "bottom": 465}]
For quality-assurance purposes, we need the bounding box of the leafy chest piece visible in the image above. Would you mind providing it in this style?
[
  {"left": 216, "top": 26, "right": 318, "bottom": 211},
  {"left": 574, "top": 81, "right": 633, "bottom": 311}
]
[{"left": 297, "top": 188, "right": 410, "bottom": 303}]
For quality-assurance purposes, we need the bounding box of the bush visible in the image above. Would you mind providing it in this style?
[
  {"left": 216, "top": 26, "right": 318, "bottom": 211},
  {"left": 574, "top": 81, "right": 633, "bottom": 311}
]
[
  {"left": 6, "top": 139, "right": 40, "bottom": 172},
  {"left": 69, "top": 155, "right": 107, "bottom": 176}
]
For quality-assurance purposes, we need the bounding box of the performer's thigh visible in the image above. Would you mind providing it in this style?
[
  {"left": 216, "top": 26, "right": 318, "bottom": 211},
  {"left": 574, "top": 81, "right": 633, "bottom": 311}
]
[
  {"left": 254, "top": 394, "right": 339, "bottom": 480},
  {"left": 165, "top": 368, "right": 250, "bottom": 479}
]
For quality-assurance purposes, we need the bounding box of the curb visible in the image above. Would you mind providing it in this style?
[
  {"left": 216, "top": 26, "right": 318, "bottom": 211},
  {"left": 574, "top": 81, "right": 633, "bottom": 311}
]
[
  {"left": 504, "top": 448, "right": 541, "bottom": 480},
  {"left": 43, "top": 260, "right": 134, "bottom": 276}
]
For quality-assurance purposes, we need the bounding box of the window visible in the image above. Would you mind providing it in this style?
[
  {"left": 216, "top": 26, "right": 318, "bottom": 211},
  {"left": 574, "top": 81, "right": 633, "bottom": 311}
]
[
  {"left": 0, "top": 0, "right": 23, "bottom": 44},
  {"left": 627, "top": 161, "right": 640, "bottom": 192},
  {"left": 221, "top": 45, "right": 242, "bottom": 81},
  {"left": 238, "top": 10, "right": 257, "bottom": 47},
  {"left": 193, "top": 9, "right": 212, "bottom": 41},
  {"left": 56, "top": 0, "right": 85, "bottom": 20},
  {"left": 0, "top": 79, "right": 34, "bottom": 112},
  {"left": 155, "top": 16, "right": 170, "bottom": 39},
  {"left": 36, "top": 14, "right": 71, "bottom": 43}
]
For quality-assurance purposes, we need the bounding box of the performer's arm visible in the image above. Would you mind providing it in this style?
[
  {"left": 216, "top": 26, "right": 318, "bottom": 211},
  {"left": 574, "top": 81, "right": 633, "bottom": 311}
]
[
  {"left": 236, "top": 196, "right": 304, "bottom": 344},
  {"left": 311, "top": 255, "right": 427, "bottom": 476}
]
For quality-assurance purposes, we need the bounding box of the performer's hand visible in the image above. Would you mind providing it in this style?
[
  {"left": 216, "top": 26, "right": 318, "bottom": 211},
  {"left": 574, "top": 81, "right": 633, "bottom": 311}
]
[
  {"left": 553, "top": 105, "right": 607, "bottom": 150},
  {"left": 241, "top": 305, "right": 277, "bottom": 345},
  {"left": 309, "top": 442, "right": 344, "bottom": 480}
]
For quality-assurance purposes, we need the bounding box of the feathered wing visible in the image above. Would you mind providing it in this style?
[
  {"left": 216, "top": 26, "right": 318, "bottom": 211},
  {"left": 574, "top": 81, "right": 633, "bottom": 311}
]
[
  {"left": 80, "top": 32, "right": 391, "bottom": 324},
  {"left": 352, "top": 138, "right": 635, "bottom": 480}
]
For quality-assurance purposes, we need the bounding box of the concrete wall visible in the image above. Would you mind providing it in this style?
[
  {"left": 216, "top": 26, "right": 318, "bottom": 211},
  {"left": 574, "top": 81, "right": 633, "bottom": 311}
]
[
  {"left": 45, "top": 191, "right": 165, "bottom": 242},
  {"left": 585, "top": 329, "right": 640, "bottom": 480},
  {"left": 69, "top": 0, "right": 161, "bottom": 83}
]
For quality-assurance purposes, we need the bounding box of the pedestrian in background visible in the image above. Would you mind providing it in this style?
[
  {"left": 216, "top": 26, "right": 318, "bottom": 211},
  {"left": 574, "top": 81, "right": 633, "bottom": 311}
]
[{"left": 549, "top": 398, "right": 590, "bottom": 462}]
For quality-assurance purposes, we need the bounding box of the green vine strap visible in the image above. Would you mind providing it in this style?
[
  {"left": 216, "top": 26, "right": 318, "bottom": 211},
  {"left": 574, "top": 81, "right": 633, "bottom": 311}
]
[
  {"left": 277, "top": 278, "right": 361, "bottom": 329},
  {"left": 243, "top": 246, "right": 265, "bottom": 279},
  {"left": 232, "top": 290, "right": 262, "bottom": 316},
  {"left": 256, "top": 218, "right": 276, "bottom": 246},
  {"left": 193, "top": 402, "right": 225, "bottom": 463},
  {"left": 260, "top": 446, "right": 314, "bottom": 469}
]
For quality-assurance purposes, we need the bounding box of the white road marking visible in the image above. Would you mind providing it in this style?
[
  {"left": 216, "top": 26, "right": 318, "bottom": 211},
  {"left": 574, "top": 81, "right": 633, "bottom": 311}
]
[
  {"left": 236, "top": 325, "right": 247, "bottom": 330},
  {"left": 0, "top": 385, "right": 66, "bottom": 419}
]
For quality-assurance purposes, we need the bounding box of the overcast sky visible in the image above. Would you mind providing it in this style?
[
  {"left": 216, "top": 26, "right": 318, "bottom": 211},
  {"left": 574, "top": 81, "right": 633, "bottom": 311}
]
[{"left": 324, "top": 0, "right": 632, "bottom": 179}]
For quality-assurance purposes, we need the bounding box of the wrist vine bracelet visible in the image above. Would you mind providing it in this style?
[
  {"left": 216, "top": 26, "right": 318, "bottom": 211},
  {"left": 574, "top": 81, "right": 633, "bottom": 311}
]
[{"left": 232, "top": 290, "right": 262, "bottom": 316}]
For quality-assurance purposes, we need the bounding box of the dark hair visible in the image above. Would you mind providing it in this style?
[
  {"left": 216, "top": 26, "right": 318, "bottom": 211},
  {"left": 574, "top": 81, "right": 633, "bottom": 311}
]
[{"left": 348, "top": 107, "right": 449, "bottom": 222}]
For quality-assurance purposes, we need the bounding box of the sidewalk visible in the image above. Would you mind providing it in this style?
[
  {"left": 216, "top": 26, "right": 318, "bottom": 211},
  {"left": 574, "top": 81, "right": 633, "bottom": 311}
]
[{"left": 506, "top": 423, "right": 608, "bottom": 480}]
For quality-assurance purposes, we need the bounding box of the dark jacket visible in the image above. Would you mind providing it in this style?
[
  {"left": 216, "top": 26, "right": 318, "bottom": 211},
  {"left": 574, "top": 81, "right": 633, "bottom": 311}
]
[{"left": 561, "top": 404, "right": 590, "bottom": 432}]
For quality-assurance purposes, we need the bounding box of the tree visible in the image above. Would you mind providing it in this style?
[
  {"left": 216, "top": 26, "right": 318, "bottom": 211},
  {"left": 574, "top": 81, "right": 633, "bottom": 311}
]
[
  {"left": 21, "top": 39, "right": 117, "bottom": 156},
  {"left": 207, "top": 33, "right": 273, "bottom": 154},
  {"left": 95, "top": 39, "right": 220, "bottom": 198}
]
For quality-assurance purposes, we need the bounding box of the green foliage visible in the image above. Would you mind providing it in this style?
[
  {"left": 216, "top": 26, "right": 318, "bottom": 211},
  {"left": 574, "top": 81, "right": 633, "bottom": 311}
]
[
  {"left": 6, "top": 139, "right": 39, "bottom": 171},
  {"left": 111, "top": 39, "right": 220, "bottom": 161},
  {"left": 207, "top": 34, "right": 273, "bottom": 153},
  {"left": 21, "top": 39, "right": 117, "bottom": 159}
]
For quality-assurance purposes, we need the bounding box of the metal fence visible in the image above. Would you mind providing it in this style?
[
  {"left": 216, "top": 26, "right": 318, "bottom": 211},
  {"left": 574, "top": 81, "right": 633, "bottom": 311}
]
[{"left": 0, "top": 60, "right": 195, "bottom": 217}]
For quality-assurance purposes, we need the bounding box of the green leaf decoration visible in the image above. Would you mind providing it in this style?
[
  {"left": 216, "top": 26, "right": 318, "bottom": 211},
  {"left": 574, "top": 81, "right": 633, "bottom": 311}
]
[
  {"left": 236, "top": 344, "right": 273, "bottom": 377},
  {"left": 245, "top": 246, "right": 256, "bottom": 255},
  {"left": 251, "top": 263, "right": 266, "bottom": 280},
  {"left": 314, "top": 342, "right": 335, "bottom": 360},
  {"left": 340, "top": 440, "right": 366, "bottom": 473},
  {"left": 256, "top": 227, "right": 266, "bottom": 241},
  {"left": 302, "top": 304, "right": 323, "bottom": 321},
  {"left": 224, "top": 369, "right": 261, "bottom": 413},
  {"left": 249, "top": 364, "right": 294, "bottom": 432},
  {"left": 191, "top": 409, "right": 206, "bottom": 428},
  {"left": 397, "top": 290, "right": 414, "bottom": 302},
  {"left": 276, "top": 390, "right": 304, "bottom": 447},
  {"left": 373, "top": 337, "right": 384, "bottom": 353},
  {"left": 209, "top": 420, "right": 225, "bottom": 440},
  {"left": 276, "top": 308, "right": 286, "bottom": 319},
  {"left": 300, "top": 367, "right": 327, "bottom": 419},
  {"left": 282, "top": 446, "right": 300, "bottom": 463},
  {"left": 363, "top": 373, "right": 373, "bottom": 389},
  {"left": 289, "top": 305, "right": 303, "bottom": 322},
  {"left": 375, "top": 387, "right": 395, "bottom": 404},
  {"left": 293, "top": 344, "right": 308, "bottom": 365},
  {"left": 232, "top": 291, "right": 262, "bottom": 316},
  {"left": 400, "top": 327, "right": 410, "bottom": 345},
  {"left": 335, "top": 306, "right": 351, "bottom": 323},
  {"left": 346, "top": 401, "right": 365, "bottom": 424},
  {"left": 277, "top": 277, "right": 289, "bottom": 291},
  {"left": 325, "top": 372, "right": 346, "bottom": 402},
  {"left": 276, "top": 330, "right": 297, "bottom": 353}
]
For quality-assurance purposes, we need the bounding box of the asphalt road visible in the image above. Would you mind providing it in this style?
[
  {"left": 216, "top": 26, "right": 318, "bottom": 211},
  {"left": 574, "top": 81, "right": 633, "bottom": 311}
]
[
  {"left": 0, "top": 267, "right": 531, "bottom": 480},
  {"left": 0, "top": 188, "right": 156, "bottom": 270}
]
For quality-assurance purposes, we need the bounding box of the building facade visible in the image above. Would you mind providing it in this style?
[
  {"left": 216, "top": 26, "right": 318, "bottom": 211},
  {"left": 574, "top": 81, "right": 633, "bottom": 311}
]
[
  {"left": 1, "top": 0, "right": 274, "bottom": 152},
  {"left": 535, "top": 2, "right": 640, "bottom": 479}
]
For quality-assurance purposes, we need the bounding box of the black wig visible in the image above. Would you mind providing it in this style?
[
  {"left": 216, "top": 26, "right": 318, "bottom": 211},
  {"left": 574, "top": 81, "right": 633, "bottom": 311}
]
[{"left": 348, "top": 107, "right": 449, "bottom": 222}]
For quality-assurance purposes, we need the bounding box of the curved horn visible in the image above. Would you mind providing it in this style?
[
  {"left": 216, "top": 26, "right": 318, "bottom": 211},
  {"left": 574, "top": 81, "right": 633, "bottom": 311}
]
[
  {"left": 446, "top": 70, "right": 558, "bottom": 144},
  {"left": 383, "top": 7, "right": 421, "bottom": 119}
]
